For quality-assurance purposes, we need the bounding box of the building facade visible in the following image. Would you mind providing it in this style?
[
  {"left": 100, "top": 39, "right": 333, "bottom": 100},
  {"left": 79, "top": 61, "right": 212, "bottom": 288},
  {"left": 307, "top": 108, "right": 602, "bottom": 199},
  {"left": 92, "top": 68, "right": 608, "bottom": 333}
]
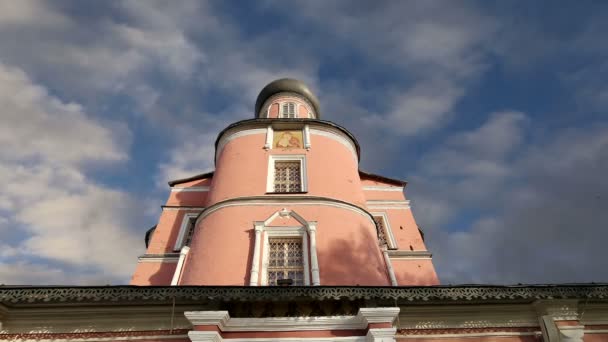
[
  {"left": 131, "top": 78, "right": 438, "bottom": 288},
  {"left": 1, "top": 79, "right": 607, "bottom": 342}
]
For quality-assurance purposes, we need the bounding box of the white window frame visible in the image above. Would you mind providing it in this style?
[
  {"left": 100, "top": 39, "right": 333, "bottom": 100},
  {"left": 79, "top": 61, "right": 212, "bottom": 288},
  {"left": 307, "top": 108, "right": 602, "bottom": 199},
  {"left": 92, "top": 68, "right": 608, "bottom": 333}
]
[
  {"left": 370, "top": 212, "right": 398, "bottom": 250},
  {"left": 174, "top": 213, "right": 199, "bottom": 251},
  {"left": 279, "top": 101, "right": 298, "bottom": 118},
  {"left": 261, "top": 226, "right": 310, "bottom": 286},
  {"left": 250, "top": 209, "right": 320, "bottom": 286},
  {"left": 267, "top": 155, "right": 307, "bottom": 193}
]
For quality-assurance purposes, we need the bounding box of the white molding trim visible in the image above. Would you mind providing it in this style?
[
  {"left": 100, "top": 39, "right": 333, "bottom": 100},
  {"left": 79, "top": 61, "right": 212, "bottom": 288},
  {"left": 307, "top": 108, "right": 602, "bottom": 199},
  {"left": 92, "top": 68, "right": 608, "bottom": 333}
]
[
  {"left": 362, "top": 186, "right": 403, "bottom": 192},
  {"left": 397, "top": 332, "right": 539, "bottom": 338},
  {"left": 387, "top": 251, "right": 432, "bottom": 260},
  {"left": 369, "top": 212, "right": 398, "bottom": 249},
  {"left": 162, "top": 206, "right": 206, "bottom": 211},
  {"left": 366, "top": 200, "right": 411, "bottom": 210},
  {"left": 397, "top": 304, "right": 539, "bottom": 329},
  {"left": 266, "top": 154, "right": 308, "bottom": 193},
  {"left": 189, "top": 331, "right": 223, "bottom": 342},
  {"left": 184, "top": 307, "right": 400, "bottom": 332},
  {"left": 309, "top": 128, "right": 357, "bottom": 163},
  {"left": 9, "top": 335, "right": 190, "bottom": 342},
  {"left": 171, "top": 246, "right": 190, "bottom": 285},
  {"left": 366, "top": 327, "right": 397, "bottom": 341},
  {"left": 198, "top": 198, "right": 376, "bottom": 227},
  {"left": 174, "top": 213, "right": 199, "bottom": 251},
  {"left": 137, "top": 256, "right": 179, "bottom": 263},
  {"left": 171, "top": 186, "right": 210, "bottom": 192},
  {"left": 586, "top": 329, "right": 608, "bottom": 334},
  {"left": 216, "top": 128, "right": 267, "bottom": 162}
]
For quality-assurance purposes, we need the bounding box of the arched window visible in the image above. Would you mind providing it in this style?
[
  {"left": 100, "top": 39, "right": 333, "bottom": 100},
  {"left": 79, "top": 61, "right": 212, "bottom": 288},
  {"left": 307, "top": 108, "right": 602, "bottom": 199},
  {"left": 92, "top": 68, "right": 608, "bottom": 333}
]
[{"left": 280, "top": 102, "right": 297, "bottom": 118}]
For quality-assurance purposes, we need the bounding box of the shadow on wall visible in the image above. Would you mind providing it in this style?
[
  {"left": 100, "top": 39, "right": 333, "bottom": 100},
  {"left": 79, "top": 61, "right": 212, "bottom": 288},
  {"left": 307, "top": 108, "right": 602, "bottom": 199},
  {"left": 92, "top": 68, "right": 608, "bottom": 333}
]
[
  {"left": 318, "top": 226, "right": 389, "bottom": 286},
  {"left": 138, "top": 262, "right": 177, "bottom": 285}
]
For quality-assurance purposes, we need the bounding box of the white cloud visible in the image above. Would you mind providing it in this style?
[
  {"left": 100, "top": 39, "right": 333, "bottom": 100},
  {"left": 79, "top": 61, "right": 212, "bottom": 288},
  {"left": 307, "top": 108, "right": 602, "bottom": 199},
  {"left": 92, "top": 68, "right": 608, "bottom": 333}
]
[
  {"left": 411, "top": 112, "right": 608, "bottom": 283},
  {"left": 0, "top": 62, "right": 142, "bottom": 284}
]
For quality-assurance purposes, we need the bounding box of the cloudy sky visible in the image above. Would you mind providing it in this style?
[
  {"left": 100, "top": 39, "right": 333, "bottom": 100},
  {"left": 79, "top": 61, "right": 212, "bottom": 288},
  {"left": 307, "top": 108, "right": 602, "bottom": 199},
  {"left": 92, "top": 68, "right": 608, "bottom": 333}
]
[{"left": 0, "top": 0, "right": 607, "bottom": 285}]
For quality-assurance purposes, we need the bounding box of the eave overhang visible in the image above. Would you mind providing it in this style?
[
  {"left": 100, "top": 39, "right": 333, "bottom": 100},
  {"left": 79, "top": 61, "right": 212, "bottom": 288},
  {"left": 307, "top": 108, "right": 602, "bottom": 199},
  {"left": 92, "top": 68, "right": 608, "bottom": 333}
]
[{"left": 1, "top": 284, "right": 606, "bottom": 306}]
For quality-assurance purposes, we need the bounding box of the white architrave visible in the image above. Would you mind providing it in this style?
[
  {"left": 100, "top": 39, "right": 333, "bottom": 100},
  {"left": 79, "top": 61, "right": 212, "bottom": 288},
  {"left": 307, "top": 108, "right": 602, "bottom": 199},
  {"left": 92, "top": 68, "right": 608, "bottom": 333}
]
[
  {"left": 174, "top": 213, "right": 199, "bottom": 251},
  {"left": 370, "top": 212, "right": 398, "bottom": 250},
  {"left": 266, "top": 154, "right": 308, "bottom": 193},
  {"left": 253, "top": 209, "right": 319, "bottom": 286}
]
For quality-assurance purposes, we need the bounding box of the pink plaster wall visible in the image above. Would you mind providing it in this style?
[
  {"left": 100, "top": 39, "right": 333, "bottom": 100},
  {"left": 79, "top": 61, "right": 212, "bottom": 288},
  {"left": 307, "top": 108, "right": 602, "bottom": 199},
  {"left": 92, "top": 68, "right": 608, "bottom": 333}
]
[
  {"left": 179, "top": 205, "right": 391, "bottom": 286},
  {"left": 209, "top": 132, "right": 366, "bottom": 207},
  {"left": 130, "top": 261, "right": 176, "bottom": 285},
  {"left": 379, "top": 208, "right": 428, "bottom": 251},
  {"left": 584, "top": 333, "right": 608, "bottom": 341},
  {"left": 392, "top": 259, "right": 439, "bottom": 285}
]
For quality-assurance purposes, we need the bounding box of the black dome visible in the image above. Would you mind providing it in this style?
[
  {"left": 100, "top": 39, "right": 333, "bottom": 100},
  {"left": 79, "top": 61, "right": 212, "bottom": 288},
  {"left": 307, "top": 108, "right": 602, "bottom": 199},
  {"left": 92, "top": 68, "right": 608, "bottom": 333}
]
[{"left": 254, "top": 78, "right": 320, "bottom": 118}]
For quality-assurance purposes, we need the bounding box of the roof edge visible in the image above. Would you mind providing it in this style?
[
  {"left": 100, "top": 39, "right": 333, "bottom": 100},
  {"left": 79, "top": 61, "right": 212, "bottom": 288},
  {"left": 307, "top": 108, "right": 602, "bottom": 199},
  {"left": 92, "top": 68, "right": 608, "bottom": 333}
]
[
  {"left": 359, "top": 170, "right": 407, "bottom": 187},
  {"left": 168, "top": 171, "right": 215, "bottom": 187}
]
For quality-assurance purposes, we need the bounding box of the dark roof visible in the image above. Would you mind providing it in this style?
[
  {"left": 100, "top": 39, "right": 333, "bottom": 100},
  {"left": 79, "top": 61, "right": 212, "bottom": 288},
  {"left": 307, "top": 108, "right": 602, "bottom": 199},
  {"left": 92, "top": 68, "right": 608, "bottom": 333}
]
[
  {"left": 1, "top": 284, "right": 606, "bottom": 305},
  {"left": 359, "top": 170, "right": 407, "bottom": 187},
  {"left": 144, "top": 225, "right": 156, "bottom": 248},
  {"left": 168, "top": 171, "right": 214, "bottom": 187},
  {"left": 255, "top": 78, "right": 321, "bottom": 118}
]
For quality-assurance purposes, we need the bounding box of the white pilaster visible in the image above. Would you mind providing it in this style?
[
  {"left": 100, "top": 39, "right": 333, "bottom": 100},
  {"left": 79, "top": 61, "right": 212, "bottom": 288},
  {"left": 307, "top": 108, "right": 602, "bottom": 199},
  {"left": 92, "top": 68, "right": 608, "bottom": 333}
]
[
  {"left": 308, "top": 222, "right": 320, "bottom": 285},
  {"left": 171, "top": 246, "right": 190, "bottom": 285},
  {"left": 188, "top": 331, "right": 222, "bottom": 342},
  {"left": 304, "top": 124, "right": 311, "bottom": 150},
  {"left": 264, "top": 125, "right": 273, "bottom": 150},
  {"left": 382, "top": 249, "right": 398, "bottom": 286},
  {"left": 366, "top": 328, "right": 397, "bottom": 341},
  {"left": 249, "top": 224, "right": 264, "bottom": 286}
]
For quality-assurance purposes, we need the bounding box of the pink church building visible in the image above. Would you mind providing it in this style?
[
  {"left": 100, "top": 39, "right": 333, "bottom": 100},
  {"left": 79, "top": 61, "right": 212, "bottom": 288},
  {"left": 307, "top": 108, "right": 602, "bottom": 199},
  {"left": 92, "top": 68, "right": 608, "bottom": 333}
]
[
  {"left": 131, "top": 78, "right": 438, "bottom": 288},
  {"left": 1, "top": 79, "right": 607, "bottom": 342}
]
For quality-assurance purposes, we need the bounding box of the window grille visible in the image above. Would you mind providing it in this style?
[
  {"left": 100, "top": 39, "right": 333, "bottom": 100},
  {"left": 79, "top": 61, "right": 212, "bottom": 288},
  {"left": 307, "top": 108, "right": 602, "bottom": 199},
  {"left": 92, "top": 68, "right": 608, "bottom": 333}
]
[
  {"left": 274, "top": 161, "right": 302, "bottom": 192},
  {"left": 373, "top": 216, "right": 388, "bottom": 247},
  {"left": 267, "top": 238, "right": 304, "bottom": 285},
  {"left": 183, "top": 217, "right": 196, "bottom": 247},
  {"left": 281, "top": 102, "right": 296, "bottom": 118}
]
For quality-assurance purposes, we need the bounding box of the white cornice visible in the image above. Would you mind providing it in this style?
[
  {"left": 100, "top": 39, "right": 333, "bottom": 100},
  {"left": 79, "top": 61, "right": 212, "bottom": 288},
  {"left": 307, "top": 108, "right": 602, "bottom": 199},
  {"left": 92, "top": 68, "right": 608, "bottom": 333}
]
[
  {"left": 184, "top": 307, "right": 399, "bottom": 332},
  {"left": 6, "top": 335, "right": 189, "bottom": 342},
  {"left": 162, "top": 206, "right": 206, "bottom": 211},
  {"left": 216, "top": 128, "right": 267, "bottom": 162},
  {"left": 171, "top": 186, "right": 210, "bottom": 192},
  {"left": 362, "top": 186, "right": 403, "bottom": 192},
  {"left": 366, "top": 200, "right": 411, "bottom": 209},
  {"left": 387, "top": 251, "right": 432, "bottom": 260},
  {"left": 197, "top": 197, "right": 376, "bottom": 227},
  {"left": 397, "top": 304, "right": 539, "bottom": 329},
  {"left": 397, "top": 331, "right": 539, "bottom": 338},
  {"left": 137, "top": 256, "right": 179, "bottom": 263}
]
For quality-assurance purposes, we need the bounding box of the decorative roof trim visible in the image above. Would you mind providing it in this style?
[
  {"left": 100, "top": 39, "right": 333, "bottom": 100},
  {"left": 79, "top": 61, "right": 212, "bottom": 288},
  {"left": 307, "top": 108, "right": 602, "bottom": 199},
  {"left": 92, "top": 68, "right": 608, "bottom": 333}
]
[
  {"left": 168, "top": 171, "right": 214, "bottom": 187},
  {"left": 1, "top": 285, "right": 607, "bottom": 304},
  {"left": 359, "top": 171, "right": 407, "bottom": 187}
]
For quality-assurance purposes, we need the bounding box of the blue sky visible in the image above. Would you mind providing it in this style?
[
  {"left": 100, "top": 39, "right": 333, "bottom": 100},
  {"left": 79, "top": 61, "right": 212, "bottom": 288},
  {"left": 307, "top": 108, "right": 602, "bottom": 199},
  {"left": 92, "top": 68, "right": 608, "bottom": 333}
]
[{"left": 0, "top": 0, "right": 607, "bottom": 285}]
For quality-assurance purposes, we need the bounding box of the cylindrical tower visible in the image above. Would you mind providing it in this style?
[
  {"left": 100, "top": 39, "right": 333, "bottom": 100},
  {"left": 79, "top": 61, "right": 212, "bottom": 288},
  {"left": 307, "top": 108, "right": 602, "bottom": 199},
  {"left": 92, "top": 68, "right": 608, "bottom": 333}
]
[{"left": 179, "top": 79, "right": 391, "bottom": 285}]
